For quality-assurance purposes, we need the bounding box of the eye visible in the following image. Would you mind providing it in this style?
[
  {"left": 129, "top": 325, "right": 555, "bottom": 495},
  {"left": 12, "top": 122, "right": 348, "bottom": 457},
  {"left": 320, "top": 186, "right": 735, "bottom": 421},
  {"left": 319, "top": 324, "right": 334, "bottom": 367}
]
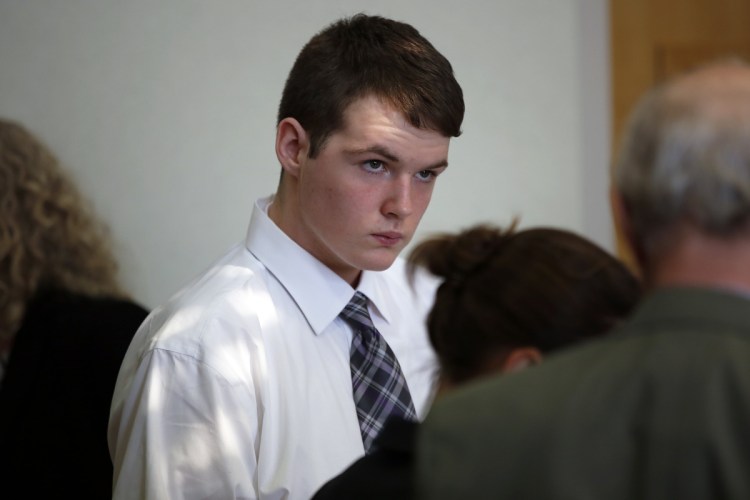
[
  {"left": 415, "top": 169, "right": 438, "bottom": 182},
  {"left": 362, "top": 160, "right": 386, "bottom": 173}
]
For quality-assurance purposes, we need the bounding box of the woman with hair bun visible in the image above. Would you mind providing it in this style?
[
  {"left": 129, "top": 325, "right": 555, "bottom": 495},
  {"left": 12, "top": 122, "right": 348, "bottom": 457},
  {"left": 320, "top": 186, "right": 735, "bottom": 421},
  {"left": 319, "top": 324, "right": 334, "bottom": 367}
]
[
  {"left": 0, "top": 119, "right": 148, "bottom": 498},
  {"left": 313, "top": 221, "right": 641, "bottom": 499}
]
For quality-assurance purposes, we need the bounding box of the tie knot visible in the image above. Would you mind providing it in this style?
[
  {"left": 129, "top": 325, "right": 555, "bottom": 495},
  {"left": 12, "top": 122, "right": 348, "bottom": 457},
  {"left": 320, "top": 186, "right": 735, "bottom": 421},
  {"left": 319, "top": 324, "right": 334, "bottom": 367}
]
[{"left": 339, "top": 291, "right": 375, "bottom": 330}]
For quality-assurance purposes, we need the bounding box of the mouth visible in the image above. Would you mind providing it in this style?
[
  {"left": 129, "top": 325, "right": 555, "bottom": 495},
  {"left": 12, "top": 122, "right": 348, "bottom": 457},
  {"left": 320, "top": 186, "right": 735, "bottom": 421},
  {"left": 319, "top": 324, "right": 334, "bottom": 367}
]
[{"left": 372, "top": 231, "right": 404, "bottom": 247}]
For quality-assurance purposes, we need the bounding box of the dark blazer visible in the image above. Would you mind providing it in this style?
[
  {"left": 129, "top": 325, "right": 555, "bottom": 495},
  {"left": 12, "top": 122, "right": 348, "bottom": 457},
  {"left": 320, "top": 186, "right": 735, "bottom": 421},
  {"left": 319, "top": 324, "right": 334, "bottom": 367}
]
[
  {"left": 417, "top": 287, "right": 750, "bottom": 500},
  {"left": 313, "top": 417, "right": 418, "bottom": 500},
  {"left": 0, "top": 290, "right": 148, "bottom": 499}
]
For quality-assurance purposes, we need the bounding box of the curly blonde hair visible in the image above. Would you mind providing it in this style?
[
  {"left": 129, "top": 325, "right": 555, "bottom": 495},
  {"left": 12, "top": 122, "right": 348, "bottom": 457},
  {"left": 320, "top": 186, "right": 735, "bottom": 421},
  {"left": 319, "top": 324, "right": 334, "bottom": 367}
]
[{"left": 0, "top": 119, "right": 125, "bottom": 342}]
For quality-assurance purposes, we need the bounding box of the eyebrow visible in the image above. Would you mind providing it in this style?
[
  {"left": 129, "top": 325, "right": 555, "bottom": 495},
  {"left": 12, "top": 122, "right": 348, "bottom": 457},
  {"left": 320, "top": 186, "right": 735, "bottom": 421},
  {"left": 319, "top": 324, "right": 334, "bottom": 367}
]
[{"left": 345, "top": 145, "right": 449, "bottom": 170}]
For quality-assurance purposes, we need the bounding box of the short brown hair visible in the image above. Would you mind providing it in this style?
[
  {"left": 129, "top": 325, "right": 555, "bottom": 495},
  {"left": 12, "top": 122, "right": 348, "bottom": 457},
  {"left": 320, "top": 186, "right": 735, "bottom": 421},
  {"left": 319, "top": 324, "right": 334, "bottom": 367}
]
[{"left": 277, "top": 14, "right": 464, "bottom": 158}]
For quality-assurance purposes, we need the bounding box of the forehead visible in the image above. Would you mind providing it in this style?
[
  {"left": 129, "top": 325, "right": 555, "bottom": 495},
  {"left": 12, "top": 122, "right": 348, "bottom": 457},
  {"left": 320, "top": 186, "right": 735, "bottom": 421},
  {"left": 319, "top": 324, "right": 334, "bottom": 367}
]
[
  {"left": 336, "top": 95, "right": 449, "bottom": 145},
  {"left": 341, "top": 95, "right": 406, "bottom": 126}
]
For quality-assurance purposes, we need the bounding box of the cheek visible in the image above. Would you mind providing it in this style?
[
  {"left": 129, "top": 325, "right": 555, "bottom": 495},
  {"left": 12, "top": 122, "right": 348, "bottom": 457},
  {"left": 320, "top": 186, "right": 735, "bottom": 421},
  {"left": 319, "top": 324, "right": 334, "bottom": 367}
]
[
  {"left": 301, "top": 172, "right": 341, "bottom": 208},
  {"left": 305, "top": 183, "right": 364, "bottom": 231},
  {"left": 413, "top": 185, "right": 435, "bottom": 216},
  {"left": 317, "top": 184, "right": 359, "bottom": 212}
]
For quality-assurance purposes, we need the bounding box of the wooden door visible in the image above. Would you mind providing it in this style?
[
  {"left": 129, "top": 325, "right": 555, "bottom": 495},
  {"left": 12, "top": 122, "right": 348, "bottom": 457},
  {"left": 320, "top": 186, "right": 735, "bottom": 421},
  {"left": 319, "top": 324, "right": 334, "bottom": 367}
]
[{"left": 609, "top": 0, "right": 750, "bottom": 272}]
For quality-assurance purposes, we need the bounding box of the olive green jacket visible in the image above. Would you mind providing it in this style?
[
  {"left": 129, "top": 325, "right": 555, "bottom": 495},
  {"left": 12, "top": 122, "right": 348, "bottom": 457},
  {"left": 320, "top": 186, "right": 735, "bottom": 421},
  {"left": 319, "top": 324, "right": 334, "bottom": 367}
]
[{"left": 417, "top": 287, "right": 750, "bottom": 500}]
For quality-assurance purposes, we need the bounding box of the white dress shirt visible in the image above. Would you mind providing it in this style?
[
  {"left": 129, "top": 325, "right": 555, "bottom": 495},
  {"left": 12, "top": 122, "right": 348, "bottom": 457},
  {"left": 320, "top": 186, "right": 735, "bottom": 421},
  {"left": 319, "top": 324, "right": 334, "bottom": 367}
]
[{"left": 108, "top": 196, "right": 440, "bottom": 500}]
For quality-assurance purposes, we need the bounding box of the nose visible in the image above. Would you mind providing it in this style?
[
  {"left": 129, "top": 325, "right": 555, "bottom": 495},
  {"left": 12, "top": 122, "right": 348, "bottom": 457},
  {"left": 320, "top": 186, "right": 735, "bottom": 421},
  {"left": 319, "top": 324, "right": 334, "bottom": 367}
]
[{"left": 382, "top": 176, "right": 413, "bottom": 219}]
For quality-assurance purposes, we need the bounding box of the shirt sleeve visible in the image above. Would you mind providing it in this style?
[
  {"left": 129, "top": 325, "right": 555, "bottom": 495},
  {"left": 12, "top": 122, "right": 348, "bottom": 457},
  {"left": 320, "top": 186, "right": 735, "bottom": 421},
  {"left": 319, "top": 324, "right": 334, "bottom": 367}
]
[{"left": 110, "top": 346, "right": 260, "bottom": 499}]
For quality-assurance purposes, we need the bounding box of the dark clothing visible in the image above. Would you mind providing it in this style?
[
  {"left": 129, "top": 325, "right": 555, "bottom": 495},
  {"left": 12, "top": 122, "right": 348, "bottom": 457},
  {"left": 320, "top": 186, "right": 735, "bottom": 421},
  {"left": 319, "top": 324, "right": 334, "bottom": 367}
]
[
  {"left": 0, "top": 290, "right": 148, "bottom": 499},
  {"left": 418, "top": 287, "right": 750, "bottom": 500},
  {"left": 313, "top": 417, "right": 418, "bottom": 500}
]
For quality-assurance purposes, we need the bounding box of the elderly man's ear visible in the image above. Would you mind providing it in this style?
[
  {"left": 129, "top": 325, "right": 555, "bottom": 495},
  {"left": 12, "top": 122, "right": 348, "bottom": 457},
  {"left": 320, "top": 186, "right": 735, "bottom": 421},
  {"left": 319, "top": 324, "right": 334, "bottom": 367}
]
[{"left": 610, "top": 186, "right": 645, "bottom": 278}]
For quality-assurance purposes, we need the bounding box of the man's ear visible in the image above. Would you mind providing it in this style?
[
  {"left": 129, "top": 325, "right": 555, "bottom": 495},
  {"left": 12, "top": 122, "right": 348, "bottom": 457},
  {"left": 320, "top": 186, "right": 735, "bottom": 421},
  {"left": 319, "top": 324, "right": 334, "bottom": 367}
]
[
  {"left": 610, "top": 186, "right": 645, "bottom": 277},
  {"left": 275, "top": 117, "right": 309, "bottom": 178},
  {"left": 501, "top": 347, "right": 543, "bottom": 374}
]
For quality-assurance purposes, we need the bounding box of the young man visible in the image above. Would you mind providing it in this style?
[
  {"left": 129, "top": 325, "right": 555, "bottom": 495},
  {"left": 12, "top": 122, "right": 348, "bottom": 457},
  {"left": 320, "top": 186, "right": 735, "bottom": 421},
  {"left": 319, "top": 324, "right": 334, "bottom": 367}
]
[
  {"left": 417, "top": 59, "right": 750, "bottom": 499},
  {"left": 108, "top": 14, "right": 464, "bottom": 500}
]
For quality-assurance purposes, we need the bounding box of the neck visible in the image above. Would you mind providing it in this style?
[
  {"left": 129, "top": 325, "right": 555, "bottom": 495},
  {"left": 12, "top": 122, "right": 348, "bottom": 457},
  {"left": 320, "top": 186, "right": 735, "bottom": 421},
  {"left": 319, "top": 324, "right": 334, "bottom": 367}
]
[
  {"left": 267, "top": 185, "right": 362, "bottom": 287},
  {"left": 648, "top": 228, "right": 750, "bottom": 294},
  {"left": 267, "top": 187, "right": 286, "bottom": 228},
  {"left": 267, "top": 183, "right": 302, "bottom": 249}
]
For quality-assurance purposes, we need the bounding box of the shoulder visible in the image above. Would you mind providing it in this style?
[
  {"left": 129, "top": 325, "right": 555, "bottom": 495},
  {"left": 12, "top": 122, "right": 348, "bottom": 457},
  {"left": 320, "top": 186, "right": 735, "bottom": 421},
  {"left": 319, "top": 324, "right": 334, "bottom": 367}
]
[
  {"left": 422, "top": 335, "right": 621, "bottom": 437},
  {"left": 129, "top": 244, "right": 274, "bottom": 369},
  {"left": 7, "top": 292, "right": 149, "bottom": 395},
  {"left": 21, "top": 290, "right": 148, "bottom": 339}
]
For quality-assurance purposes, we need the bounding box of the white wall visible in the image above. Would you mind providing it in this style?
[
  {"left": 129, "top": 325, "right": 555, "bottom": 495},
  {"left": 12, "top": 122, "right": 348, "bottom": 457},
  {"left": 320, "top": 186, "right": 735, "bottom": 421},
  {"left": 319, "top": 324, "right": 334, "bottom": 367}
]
[{"left": 0, "top": 0, "right": 611, "bottom": 308}]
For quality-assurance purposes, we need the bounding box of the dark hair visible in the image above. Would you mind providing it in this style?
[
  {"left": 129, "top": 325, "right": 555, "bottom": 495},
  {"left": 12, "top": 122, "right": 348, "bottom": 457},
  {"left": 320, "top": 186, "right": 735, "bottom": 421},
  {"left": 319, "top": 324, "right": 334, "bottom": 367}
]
[
  {"left": 277, "top": 13, "right": 464, "bottom": 158},
  {"left": 407, "top": 222, "right": 641, "bottom": 384}
]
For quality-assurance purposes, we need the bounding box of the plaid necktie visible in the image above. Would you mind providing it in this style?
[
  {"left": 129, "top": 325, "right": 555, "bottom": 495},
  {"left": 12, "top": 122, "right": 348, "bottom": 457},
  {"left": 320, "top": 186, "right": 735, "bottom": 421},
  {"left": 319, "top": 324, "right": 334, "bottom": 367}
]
[{"left": 339, "top": 291, "right": 418, "bottom": 453}]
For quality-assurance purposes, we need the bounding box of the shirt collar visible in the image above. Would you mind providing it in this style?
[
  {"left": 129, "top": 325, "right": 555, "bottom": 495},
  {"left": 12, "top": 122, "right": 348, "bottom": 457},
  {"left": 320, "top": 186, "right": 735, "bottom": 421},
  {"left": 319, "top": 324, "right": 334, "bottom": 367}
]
[
  {"left": 245, "top": 196, "right": 393, "bottom": 334},
  {"left": 358, "top": 267, "right": 395, "bottom": 324}
]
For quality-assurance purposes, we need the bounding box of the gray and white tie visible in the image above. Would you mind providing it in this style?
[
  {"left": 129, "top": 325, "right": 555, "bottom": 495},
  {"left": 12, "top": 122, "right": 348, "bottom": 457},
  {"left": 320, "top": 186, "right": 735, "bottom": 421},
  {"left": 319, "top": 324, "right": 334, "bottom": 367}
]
[{"left": 339, "top": 291, "right": 417, "bottom": 453}]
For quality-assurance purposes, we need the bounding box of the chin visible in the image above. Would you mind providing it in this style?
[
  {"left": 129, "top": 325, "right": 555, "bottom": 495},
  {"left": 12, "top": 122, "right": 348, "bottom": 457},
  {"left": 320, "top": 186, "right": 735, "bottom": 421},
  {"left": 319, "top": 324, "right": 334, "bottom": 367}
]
[{"left": 357, "top": 253, "right": 399, "bottom": 272}]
